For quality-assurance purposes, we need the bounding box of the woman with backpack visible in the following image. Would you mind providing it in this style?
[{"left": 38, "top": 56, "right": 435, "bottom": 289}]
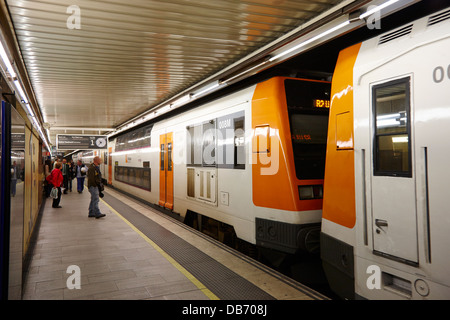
[{"left": 74, "top": 160, "right": 87, "bottom": 193}]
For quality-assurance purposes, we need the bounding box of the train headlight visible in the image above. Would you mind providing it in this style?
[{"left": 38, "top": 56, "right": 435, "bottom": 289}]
[{"left": 298, "top": 185, "right": 323, "bottom": 200}]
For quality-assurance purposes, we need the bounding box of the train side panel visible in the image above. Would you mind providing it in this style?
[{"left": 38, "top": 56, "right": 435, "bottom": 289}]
[
  {"left": 354, "top": 10, "right": 450, "bottom": 300},
  {"left": 161, "top": 85, "right": 256, "bottom": 244},
  {"left": 321, "top": 43, "right": 361, "bottom": 300},
  {"left": 111, "top": 85, "right": 258, "bottom": 244},
  {"left": 109, "top": 77, "right": 330, "bottom": 254},
  {"left": 324, "top": 8, "right": 450, "bottom": 299}
]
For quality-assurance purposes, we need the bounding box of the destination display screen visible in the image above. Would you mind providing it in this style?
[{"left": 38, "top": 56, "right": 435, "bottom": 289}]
[
  {"left": 313, "top": 99, "right": 330, "bottom": 108},
  {"left": 57, "top": 134, "right": 108, "bottom": 150}
]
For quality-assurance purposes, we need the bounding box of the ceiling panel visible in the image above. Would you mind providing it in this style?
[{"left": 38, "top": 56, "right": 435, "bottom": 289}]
[{"left": 5, "top": 0, "right": 343, "bottom": 145}]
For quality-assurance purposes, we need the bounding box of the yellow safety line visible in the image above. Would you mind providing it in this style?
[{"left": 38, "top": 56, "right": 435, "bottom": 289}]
[{"left": 100, "top": 198, "right": 220, "bottom": 300}]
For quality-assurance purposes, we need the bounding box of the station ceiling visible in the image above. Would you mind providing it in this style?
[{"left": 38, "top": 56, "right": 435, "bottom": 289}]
[{"left": 1, "top": 0, "right": 426, "bottom": 148}]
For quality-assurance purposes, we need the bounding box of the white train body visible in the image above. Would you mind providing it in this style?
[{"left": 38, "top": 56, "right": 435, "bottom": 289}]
[
  {"left": 112, "top": 86, "right": 257, "bottom": 243},
  {"left": 322, "top": 8, "right": 450, "bottom": 299},
  {"left": 104, "top": 76, "right": 331, "bottom": 255}
]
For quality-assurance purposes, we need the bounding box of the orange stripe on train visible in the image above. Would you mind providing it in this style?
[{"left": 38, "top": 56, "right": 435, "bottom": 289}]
[{"left": 322, "top": 43, "right": 362, "bottom": 228}]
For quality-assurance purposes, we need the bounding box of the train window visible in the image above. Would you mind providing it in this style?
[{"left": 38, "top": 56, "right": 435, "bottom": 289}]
[
  {"left": 187, "top": 168, "right": 195, "bottom": 197},
  {"left": 129, "top": 168, "right": 135, "bottom": 183},
  {"left": 202, "top": 121, "right": 216, "bottom": 166},
  {"left": 167, "top": 143, "right": 172, "bottom": 171},
  {"left": 114, "top": 125, "right": 152, "bottom": 152},
  {"left": 252, "top": 125, "right": 270, "bottom": 154},
  {"left": 160, "top": 144, "right": 165, "bottom": 170},
  {"left": 217, "top": 111, "right": 245, "bottom": 169},
  {"left": 187, "top": 120, "right": 218, "bottom": 167},
  {"left": 116, "top": 136, "right": 124, "bottom": 151},
  {"left": 114, "top": 165, "right": 151, "bottom": 191},
  {"left": 142, "top": 169, "right": 151, "bottom": 190},
  {"left": 137, "top": 131, "right": 145, "bottom": 147},
  {"left": 144, "top": 128, "right": 152, "bottom": 146},
  {"left": 285, "top": 79, "right": 330, "bottom": 180},
  {"left": 187, "top": 126, "right": 194, "bottom": 165},
  {"left": 187, "top": 124, "right": 202, "bottom": 166},
  {"left": 373, "top": 77, "right": 411, "bottom": 177},
  {"left": 234, "top": 117, "right": 245, "bottom": 169},
  {"left": 135, "top": 169, "right": 142, "bottom": 186},
  {"left": 129, "top": 132, "right": 138, "bottom": 148}
]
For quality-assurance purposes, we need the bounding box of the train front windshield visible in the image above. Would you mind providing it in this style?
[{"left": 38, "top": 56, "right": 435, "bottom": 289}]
[{"left": 285, "top": 79, "right": 330, "bottom": 180}]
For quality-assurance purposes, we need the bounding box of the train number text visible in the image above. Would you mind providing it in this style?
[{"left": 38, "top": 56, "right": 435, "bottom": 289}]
[{"left": 432, "top": 64, "right": 450, "bottom": 83}]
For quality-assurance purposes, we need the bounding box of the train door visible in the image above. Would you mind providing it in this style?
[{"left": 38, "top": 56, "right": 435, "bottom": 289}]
[
  {"left": 159, "top": 132, "right": 174, "bottom": 210},
  {"left": 0, "top": 101, "right": 25, "bottom": 299},
  {"left": 370, "top": 76, "right": 418, "bottom": 264}
]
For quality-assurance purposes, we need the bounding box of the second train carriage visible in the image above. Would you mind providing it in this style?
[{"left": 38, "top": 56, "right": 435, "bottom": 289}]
[{"left": 106, "top": 76, "right": 331, "bottom": 255}]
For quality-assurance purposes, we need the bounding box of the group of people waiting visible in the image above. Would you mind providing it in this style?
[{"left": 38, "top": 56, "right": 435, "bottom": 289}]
[
  {"left": 44, "top": 156, "right": 105, "bottom": 218},
  {"left": 44, "top": 159, "right": 87, "bottom": 198}
]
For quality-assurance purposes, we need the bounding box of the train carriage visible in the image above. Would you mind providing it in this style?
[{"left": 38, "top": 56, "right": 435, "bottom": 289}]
[
  {"left": 108, "top": 76, "right": 331, "bottom": 256},
  {"left": 322, "top": 7, "right": 450, "bottom": 300}
]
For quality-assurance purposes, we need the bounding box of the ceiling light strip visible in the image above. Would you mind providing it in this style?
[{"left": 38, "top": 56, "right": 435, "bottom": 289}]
[
  {"left": 359, "top": 0, "right": 400, "bottom": 19},
  {"left": 1, "top": 36, "right": 52, "bottom": 152},
  {"left": 269, "top": 20, "right": 351, "bottom": 62},
  {"left": 0, "top": 40, "right": 16, "bottom": 78}
]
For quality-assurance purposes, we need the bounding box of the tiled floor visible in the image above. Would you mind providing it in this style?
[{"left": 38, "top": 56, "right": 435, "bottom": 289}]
[
  {"left": 23, "top": 184, "right": 210, "bottom": 300},
  {"left": 23, "top": 181, "right": 324, "bottom": 300}
]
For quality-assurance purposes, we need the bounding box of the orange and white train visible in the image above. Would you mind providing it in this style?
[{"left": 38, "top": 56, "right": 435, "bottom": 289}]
[
  {"left": 322, "top": 7, "right": 450, "bottom": 299},
  {"left": 101, "top": 76, "right": 331, "bottom": 257}
]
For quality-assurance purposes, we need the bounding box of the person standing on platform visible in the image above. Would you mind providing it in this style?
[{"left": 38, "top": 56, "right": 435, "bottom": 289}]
[
  {"left": 49, "top": 162, "right": 64, "bottom": 208},
  {"left": 75, "top": 160, "right": 87, "bottom": 193},
  {"left": 67, "top": 159, "right": 74, "bottom": 192},
  {"left": 62, "top": 158, "right": 69, "bottom": 194},
  {"left": 44, "top": 159, "right": 52, "bottom": 197},
  {"left": 87, "top": 156, "right": 106, "bottom": 219},
  {"left": 53, "top": 158, "right": 60, "bottom": 169}
]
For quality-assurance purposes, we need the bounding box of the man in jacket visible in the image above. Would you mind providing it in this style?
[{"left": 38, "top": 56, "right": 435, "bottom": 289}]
[
  {"left": 75, "top": 160, "right": 87, "bottom": 193},
  {"left": 62, "top": 158, "right": 69, "bottom": 194},
  {"left": 87, "top": 156, "right": 106, "bottom": 219}
]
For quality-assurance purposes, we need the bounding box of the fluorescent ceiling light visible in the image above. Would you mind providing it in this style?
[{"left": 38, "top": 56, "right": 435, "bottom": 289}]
[
  {"left": 171, "top": 94, "right": 191, "bottom": 107},
  {"left": 269, "top": 0, "right": 400, "bottom": 63},
  {"left": 222, "top": 60, "right": 269, "bottom": 83},
  {"left": 13, "top": 79, "right": 29, "bottom": 105},
  {"left": 359, "top": 0, "right": 400, "bottom": 19},
  {"left": 269, "top": 20, "right": 350, "bottom": 62},
  {"left": 192, "top": 81, "right": 221, "bottom": 98},
  {"left": 1, "top": 40, "right": 51, "bottom": 151},
  {"left": 0, "top": 41, "right": 16, "bottom": 78},
  {"left": 155, "top": 104, "right": 171, "bottom": 114},
  {"left": 392, "top": 136, "right": 408, "bottom": 143}
]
